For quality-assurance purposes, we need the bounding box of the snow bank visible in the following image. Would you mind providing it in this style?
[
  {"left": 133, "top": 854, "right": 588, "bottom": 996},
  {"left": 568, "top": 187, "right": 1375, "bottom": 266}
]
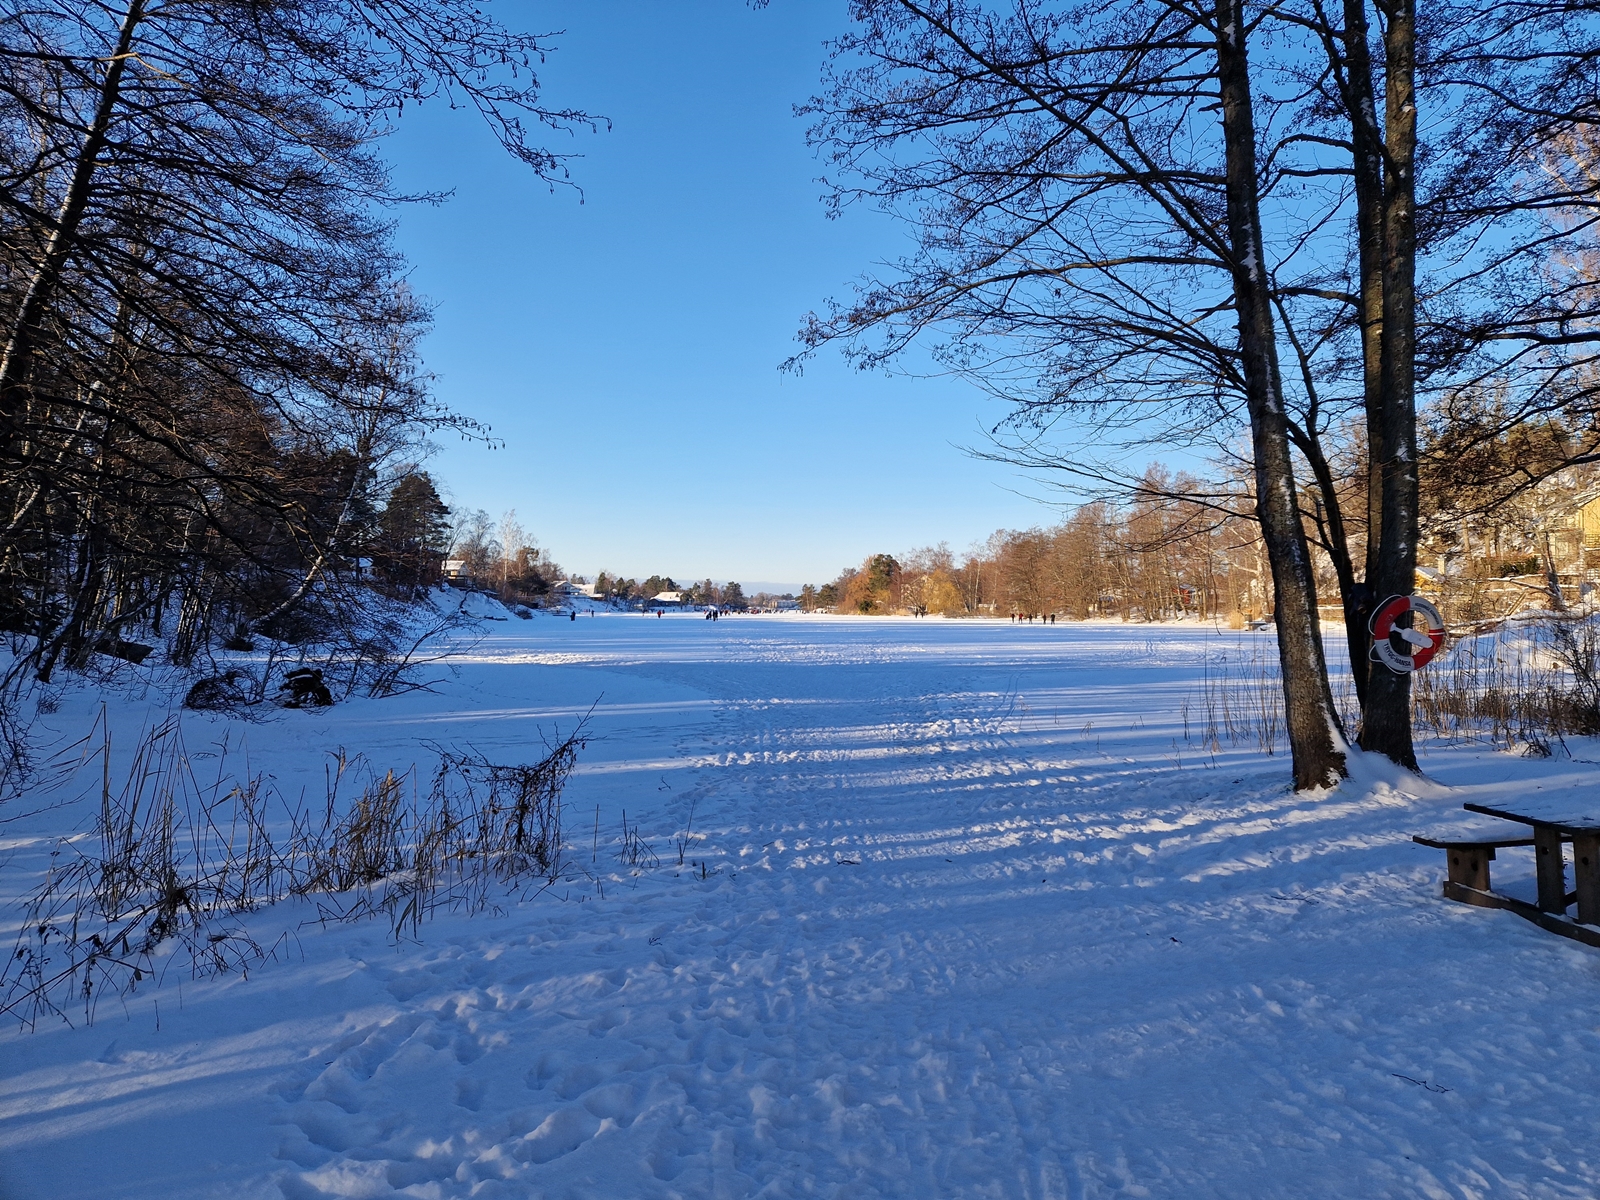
[{"left": 3, "top": 615, "right": 1598, "bottom": 1198}]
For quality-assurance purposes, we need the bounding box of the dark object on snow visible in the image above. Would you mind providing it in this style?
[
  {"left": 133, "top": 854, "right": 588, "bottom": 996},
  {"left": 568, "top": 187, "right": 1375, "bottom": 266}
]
[
  {"left": 278, "top": 667, "right": 333, "bottom": 708},
  {"left": 514, "top": 606, "right": 533, "bottom": 619},
  {"left": 222, "top": 630, "right": 255, "bottom": 651},
  {"left": 96, "top": 638, "right": 154, "bottom": 664},
  {"left": 184, "top": 670, "right": 252, "bottom": 711}
]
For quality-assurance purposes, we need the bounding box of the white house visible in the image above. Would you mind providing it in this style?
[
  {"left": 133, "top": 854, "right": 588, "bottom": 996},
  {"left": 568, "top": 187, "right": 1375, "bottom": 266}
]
[{"left": 553, "top": 580, "right": 600, "bottom": 599}]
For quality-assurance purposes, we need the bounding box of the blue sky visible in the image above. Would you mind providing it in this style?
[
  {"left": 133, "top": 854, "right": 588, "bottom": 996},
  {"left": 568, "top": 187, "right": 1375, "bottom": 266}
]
[{"left": 385, "top": 1, "right": 1059, "bottom": 590}]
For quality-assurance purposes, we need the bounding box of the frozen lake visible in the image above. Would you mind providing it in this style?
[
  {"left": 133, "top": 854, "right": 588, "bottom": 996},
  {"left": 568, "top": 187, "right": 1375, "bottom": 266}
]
[{"left": 4, "top": 613, "right": 1599, "bottom": 1198}]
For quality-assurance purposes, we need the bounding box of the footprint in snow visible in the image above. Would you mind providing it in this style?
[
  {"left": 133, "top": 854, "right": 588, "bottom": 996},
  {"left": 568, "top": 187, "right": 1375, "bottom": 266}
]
[{"left": 454, "top": 1077, "right": 487, "bottom": 1111}]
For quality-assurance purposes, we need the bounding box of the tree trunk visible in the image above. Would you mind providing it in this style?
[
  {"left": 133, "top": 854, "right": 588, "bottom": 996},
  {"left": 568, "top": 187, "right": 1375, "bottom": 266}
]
[
  {"left": 1359, "top": 0, "right": 1420, "bottom": 768},
  {"left": 1341, "top": 0, "right": 1388, "bottom": 708},
  {"left": 1216, "top": 0, "right": 1349, "bottom": 790},
  {"left": 0, "top": 0, "right": 146, "bottom": 434},
  {"left": 1543, "top": 531, "right": 1568, "bottom": 612}
]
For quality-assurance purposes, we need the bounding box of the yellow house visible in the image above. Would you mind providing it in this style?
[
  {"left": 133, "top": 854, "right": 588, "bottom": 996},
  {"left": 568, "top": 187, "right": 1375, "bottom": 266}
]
[{"left": 1577, "top": 493, "right": 1600, "bottom": 565}]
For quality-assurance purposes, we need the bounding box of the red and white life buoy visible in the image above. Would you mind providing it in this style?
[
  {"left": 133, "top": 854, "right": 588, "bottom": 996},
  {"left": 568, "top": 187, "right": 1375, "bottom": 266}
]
[{"left": 1369, "top": 594, "right": 1446, "bottom": 673}]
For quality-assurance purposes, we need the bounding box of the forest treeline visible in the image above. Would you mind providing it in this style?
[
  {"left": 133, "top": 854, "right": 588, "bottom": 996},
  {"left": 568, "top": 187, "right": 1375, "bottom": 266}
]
[
  {"left": 805, "top": 434, "right": 1600, "bottom": 624},
  {"left": 0, "top": 0, "right": 591, "bottom": 689},
  {"left": 806, "top": 453, "right": 1285, "bottom": 622},
  {"left": 803, "top": 482, "right": 1263, "bottom": 623},
  {"left": 589, "top": 575, "right": 757, "bottom": 610}
]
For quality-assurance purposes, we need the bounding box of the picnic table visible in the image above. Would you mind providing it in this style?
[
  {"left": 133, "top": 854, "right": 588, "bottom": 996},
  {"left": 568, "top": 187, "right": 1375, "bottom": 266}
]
[{"left": 1415, "top": 798, "right": 1600, "bottom": 949}]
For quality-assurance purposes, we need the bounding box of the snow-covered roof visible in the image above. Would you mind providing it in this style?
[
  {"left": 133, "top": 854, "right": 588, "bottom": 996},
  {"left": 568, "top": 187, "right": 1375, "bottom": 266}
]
[{"left": 652, "top": 591, "right": 685, "bottom": 603}]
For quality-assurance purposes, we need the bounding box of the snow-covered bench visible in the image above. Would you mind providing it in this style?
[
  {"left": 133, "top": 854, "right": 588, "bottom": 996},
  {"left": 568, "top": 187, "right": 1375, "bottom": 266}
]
[{"left": 1417, "top": 803, "right": 1600, "bottom": 949}]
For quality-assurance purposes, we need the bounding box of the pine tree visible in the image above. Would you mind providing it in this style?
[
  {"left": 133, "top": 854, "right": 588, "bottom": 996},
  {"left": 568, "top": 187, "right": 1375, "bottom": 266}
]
[{"left": 376, "top": 472, "right": 450, "bottom": 598}]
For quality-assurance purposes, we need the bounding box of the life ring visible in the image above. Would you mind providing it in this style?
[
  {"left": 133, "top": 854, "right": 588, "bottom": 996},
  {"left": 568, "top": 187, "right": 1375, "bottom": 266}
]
[{"left": 1368, "top": 594, "right": 1446, "bottom": 673}]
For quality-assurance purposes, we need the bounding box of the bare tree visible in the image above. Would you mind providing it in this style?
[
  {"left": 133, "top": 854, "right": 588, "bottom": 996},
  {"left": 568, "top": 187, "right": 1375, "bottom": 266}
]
[
  {"left": 795, "top": 0, "right": 1600, "bottom": 778},
  {"left": 0, "top": 0, "right": 597, "bottom": 680},
  {"left": 796, "top": 0, "right": 1347, "bottom": 787},
  {"left": 500, "top": 510, "right": 526, "bottom": 590}
]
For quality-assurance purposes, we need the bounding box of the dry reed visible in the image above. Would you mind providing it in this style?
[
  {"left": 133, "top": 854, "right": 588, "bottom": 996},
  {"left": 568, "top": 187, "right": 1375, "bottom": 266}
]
[
  {"left": 2, "top": 717, "right": 586, "bottom": 1029},
  {"left": 1186, "top": 616, "right": 1600, "bottom": 762}
]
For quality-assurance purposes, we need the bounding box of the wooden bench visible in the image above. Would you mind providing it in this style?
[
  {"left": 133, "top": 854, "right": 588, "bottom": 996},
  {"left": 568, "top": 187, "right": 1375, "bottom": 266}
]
[
  {"left": 1417, "top": 809, "right": 1600, "bottom": 949},
  {"left": 1411, "top": 835, "right": 1534, "bottom": 893}
]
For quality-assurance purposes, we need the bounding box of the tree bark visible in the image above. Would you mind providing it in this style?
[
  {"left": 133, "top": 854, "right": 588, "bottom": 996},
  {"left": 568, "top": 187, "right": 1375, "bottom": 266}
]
[
  {"left": 1336, "top": 0, "right": 1386, "bottom": 580},
  {"left": 1294, "top": 0, "right": 1388, "bottom": 711},
  {"left": 1340, "top": 0, "right": 1387, "bottom": 709},
  {"left": 1543, "top": 531, "right": 1568, "bottom": 612},
  {"left": 1359, "top": 0, "right": 1420, "bottom": 768},
  {"left": 1216, "top": 0, "right": 1349, "bottom": 790}
]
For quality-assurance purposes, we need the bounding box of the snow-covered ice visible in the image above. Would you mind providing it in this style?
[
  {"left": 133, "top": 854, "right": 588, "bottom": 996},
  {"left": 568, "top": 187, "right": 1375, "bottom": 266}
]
[{"left": 4, "top": 614, "right": 1600, "bottom": 1198}]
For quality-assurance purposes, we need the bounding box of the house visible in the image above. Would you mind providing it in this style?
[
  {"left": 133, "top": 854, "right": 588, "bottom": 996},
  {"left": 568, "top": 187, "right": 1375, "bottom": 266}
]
[
  {"left": 1411, "top": 475, "right": 1600, "bottom": 617},
  {"left": 1569, "top": 490, "right": 1600, "bottom": 569},
  {"left": 442, "top": 560, "right": 469, "bottom": 584},
  {"left": 650, "top": 591, "right": 687, "bottom": 608},
  {"left": 553, "top": 580, "right": 601, "bottom": 600}
]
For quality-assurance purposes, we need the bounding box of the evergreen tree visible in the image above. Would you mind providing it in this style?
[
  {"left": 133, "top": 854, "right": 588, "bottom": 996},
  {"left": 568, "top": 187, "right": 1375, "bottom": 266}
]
[{"left": 376, "top": 472, "right": 450, "bottom": 597}]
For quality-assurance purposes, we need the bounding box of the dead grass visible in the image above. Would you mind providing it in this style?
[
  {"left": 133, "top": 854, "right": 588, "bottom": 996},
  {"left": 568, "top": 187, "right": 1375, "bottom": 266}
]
[
  {"left": 1183, "top": 641, "right": 1286, "bottom": 756},
  {"left": 1182, "top": 617, "right": 1600, "bottom": 761},
  {"left": 1410, "top": 617, "right": 1600, "bottom": 752},
  {"left": 2, "top": 716, "right": 586, "bottom": 1029}
]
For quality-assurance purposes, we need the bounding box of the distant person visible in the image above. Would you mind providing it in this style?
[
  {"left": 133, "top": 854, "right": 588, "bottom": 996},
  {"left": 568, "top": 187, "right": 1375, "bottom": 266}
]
[{"left": 569, "top": 611, "right": 576, "bottom": 622}]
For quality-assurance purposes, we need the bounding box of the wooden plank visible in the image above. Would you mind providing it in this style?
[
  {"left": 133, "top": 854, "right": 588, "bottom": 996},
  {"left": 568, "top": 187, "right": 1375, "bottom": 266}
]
[
  {"left": 1441, "top": 882, "right": 1600, "bottom": 950},
  {"left": 1535, "top": 826, "right": 1569, "bottom": 913},
  {"left": 1442, "top": 880, "right": 1506, "bottom": 910},
  {"left": 1465, "top": 800, "right": 1600, "bottom": 836},
  {"left": 1574, "top": 834, "right": 1600, "bottom": 926},
  {"left": 1412, "top": 835, "right": 1533, "bottom": 850},
  {"left": 1446, "top": 846, "right": 1492, "bottom": 891}
]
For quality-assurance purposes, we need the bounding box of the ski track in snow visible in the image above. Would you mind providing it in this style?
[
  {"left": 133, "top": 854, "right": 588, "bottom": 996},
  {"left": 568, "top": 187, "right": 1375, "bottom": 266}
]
[{"left": 4, "top": 616, "right": 1600, "bottom": 1199}]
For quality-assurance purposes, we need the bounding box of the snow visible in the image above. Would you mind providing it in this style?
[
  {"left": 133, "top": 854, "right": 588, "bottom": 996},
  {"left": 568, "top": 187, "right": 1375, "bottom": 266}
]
[
  {"left": 1464, "top": 795, "right": 1600, "bottom": 833},
  {"left": 5, "top": 615, "right": 1600, "bottom": 1198}
]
